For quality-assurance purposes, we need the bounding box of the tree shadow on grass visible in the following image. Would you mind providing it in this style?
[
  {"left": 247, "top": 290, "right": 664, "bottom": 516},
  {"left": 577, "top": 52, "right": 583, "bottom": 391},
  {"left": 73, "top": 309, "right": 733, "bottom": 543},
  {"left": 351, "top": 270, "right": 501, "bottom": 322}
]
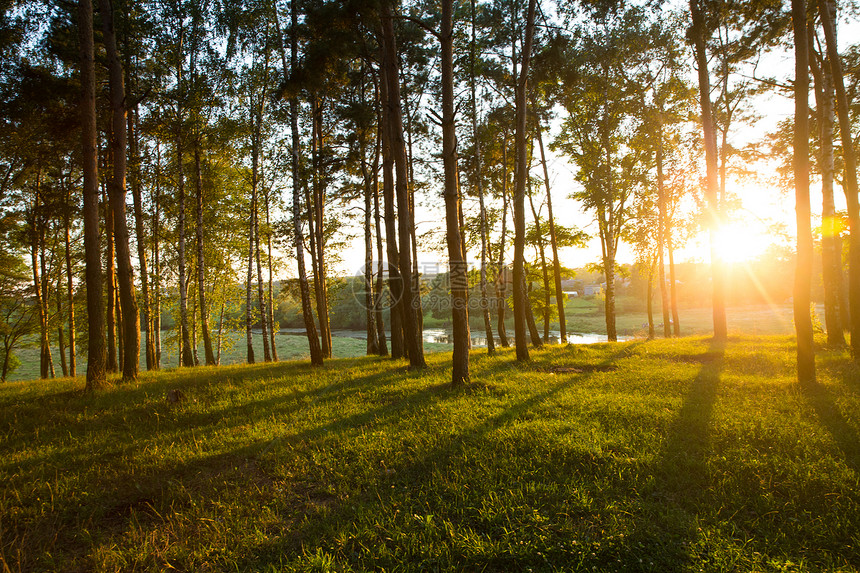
[
  {"left": 596, "top": 340, "right": 724, "bottom": 572},
  {"left": 233, "top": 344, "right": 644, "bottom": 571},
  {"left": 800, "top": 380, "right": 860, "bottom": 473}
]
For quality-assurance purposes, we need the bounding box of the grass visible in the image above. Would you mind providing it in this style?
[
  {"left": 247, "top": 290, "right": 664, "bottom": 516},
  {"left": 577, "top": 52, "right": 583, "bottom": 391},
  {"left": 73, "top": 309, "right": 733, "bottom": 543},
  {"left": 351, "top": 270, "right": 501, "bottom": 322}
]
[{"left": 2, "top": 335, "right": 860, "bottom": 571}]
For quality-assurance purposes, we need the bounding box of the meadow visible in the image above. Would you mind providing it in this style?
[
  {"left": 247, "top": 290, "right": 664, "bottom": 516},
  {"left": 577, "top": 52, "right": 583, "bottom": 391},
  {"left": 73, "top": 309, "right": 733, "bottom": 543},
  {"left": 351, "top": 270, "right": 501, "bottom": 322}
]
[{"left": 2, "top": 334, "right": 859, "bottom": 571}]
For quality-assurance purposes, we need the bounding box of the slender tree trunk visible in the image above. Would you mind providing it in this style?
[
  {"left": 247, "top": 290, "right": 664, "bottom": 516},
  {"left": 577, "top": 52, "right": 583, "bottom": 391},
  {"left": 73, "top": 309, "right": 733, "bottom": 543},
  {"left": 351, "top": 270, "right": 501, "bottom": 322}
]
[
  {"left": 290, "top": 1, "right": 322, "bottom": 366},
  {"left": 309, "top": 96, "right": 331, "bottom": 359},
  {"left": 809, "top": 24, "right": 845, "bottom": 346},
  {"left": 496, "top": 141, "right": 510, "bottom": 347},
  {"left": 818, "top": 0, "right": 860, "bottom": 357},
  {"left": 379, "top": 59, "right": 404, "bottom": 359},
  {"left": 175, "top": 45, "right": 194, "bottom": 368},
  {"left": 535, "top": 120, "right": 566, "bottom": 343},
  {"left": 105, "top": 188, "right": 118, "bottom": 373},
  {"left": 250, "top": 99, "right": 271, "bottom": 363},
  {"left": 381, "top": 4, "right": 424, "bottom": 368},
  {"left": 793, "top": 0, "right": 815, "bottom": 383},
  {"left": 129, "top": 107, "right": 155, "bottom": 369},
  {"left": 646, "top": 259, "right": 656, "bottom": 339},
  {"left": 246, "top": 182, "right": 255, "bottom": 364},
  {"left": 29, "top": 204, "right": 49, "bottom": 379},
  {"left": 372, "top": 117, "right": 389, "bottom": 356},
  {"left": 153, "top": 142, "right": 162, "bottom": 368},
  {"left": 100, "top": 0, "right": 139, "bottom": 380},
  {"left": 690, "top": 0, "right": 728, "bottom": 342},
  {"left": 64, "top": 187, "right": 76, "bottom": 377},
  {"left": 57, "top": 275, "right": 68, "bottom": 376},
  {"left": 655, "top": 114, "right": 672, "bottom": 338},
  {"left": 195, "top": 131, "right": 216, "bottom": 365},
  {"left": 79, "top": 0, "right": 106, "bottom": 388},
  {"left": 668, "top": 230, "right": 680, "bottom": 336},
  {"left": 513, "top": 0, "right": 537, "bottom": 361},
  {"left": 361, "top": 125, "right": 380, "bottom": 355},
  {"left": 440, "top": 0, "right": 469, "bottom": 384},
  {"left": 266, "top": 188, "right": 278, "bottom": 361},
  {"left": 527, "top": 187, "right": 551, "bottom": 341},
  {"left": 524, "top": 278, "right": 543, "bottom": 347},
  {"left": 217, "top": 298, "right": 225, "bottom": 365},
  {"left": 470, "top": 0, "right": 494, "bottom": 356}
]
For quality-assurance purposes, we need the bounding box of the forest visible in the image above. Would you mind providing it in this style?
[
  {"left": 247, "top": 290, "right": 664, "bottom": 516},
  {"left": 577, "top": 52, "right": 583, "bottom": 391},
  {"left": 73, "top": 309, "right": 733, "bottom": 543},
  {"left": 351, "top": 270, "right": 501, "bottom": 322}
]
[{"left": 0, "top": 0, "right": 858, "bottom": 388}]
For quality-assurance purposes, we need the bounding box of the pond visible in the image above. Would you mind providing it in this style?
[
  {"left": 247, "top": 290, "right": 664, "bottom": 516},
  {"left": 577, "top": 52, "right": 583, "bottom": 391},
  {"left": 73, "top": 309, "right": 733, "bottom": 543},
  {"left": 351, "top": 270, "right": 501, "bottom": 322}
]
[{"left": 281, "top": 328, "right": 632, "bottom": 346}]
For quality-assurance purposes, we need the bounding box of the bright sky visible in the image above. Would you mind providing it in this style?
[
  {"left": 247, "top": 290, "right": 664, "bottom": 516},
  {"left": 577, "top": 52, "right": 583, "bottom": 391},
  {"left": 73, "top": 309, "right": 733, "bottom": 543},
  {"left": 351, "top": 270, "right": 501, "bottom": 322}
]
[{"left": 324, "top": 9, "right": 859, "bottom": 281}]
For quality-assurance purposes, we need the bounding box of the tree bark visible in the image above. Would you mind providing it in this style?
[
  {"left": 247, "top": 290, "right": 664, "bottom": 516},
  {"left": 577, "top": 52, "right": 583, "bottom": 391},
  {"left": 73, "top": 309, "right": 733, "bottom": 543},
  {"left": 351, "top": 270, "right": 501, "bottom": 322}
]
[
  {"left": 129, "top": 107, "right": 155, "bottom": 369},
  {"left": 380, "top": 3, "right": 424, "bottom": 369},
  {"left": 64, "top": 184, "right": 76, "bottom": 377},
  {"left": 290, "top": 0, "right": 323, "bottom": 366},
  {"left": 793, "top": 0, "right": 815, "bottom": 383},
  {"left": 808, "top": 23, "right": 845, "bottom": 346},
  {"left": 100, "top": 0, "right": 139, "bottom": 381},
  {"left": 690, "top": 0, "right": 728, "bottom": 342},
  {"left": 372, "top": 114, "right": 389, "bottom": 356},
  {"left": 195, "top": 127, "right": 216, "bottom": 365},
  {"left": 535, "top": 120, "right": 566, "bottom": 343},
  {"left": 817, "top": 0, "right": 859, "bottom": 358},
  {"left": 496, "top": 138, "right": 510, "bottom": 347},
  {"left": 441, "top": 0, "right": 469, "bottom": 384},
  {"left": 105, "top": 186, "right": 118, "bottom": 373},
  {"left": 512, "top": 0, "right": 537, "bottom": 361},
  {"left": 78, "top": 0, "right": 106, "bottom": 389},
  {"left": 378, "top": 49, "right": 404, "bottom": 360}
]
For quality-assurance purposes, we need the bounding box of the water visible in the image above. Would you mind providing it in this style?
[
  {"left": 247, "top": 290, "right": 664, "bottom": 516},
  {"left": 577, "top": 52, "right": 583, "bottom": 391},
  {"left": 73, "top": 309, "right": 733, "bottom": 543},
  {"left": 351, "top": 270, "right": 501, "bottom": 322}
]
[{"left": 280, "top": 327, "right": 631, "bottom": 346}]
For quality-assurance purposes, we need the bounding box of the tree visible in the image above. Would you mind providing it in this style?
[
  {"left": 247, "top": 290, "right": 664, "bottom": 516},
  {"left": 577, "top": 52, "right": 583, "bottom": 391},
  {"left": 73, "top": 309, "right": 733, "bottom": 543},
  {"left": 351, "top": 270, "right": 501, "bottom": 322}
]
[
  {"left": 512, "top": 0, "right": 537, "bottom": 361},
  {"left": 78, "top": 0, "right": 107, "bottom": 389},
  {"left": 100, "top": 0, "right": 140, "bottom": 381},
  {"left": 792, "top": 0, "right": 815, "bottom": 383}
]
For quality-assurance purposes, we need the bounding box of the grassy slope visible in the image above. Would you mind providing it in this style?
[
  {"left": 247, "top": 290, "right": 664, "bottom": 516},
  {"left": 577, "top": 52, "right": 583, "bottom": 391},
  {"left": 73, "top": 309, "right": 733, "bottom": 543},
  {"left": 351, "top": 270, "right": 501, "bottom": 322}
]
[{"left": 1, "top": 336, "right": 859, "bottom": 572}]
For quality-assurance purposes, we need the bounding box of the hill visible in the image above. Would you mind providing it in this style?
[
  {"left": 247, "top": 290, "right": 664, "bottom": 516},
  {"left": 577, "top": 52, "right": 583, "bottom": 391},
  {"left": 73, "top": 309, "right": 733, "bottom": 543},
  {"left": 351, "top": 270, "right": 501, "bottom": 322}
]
[{"left": 1, "top": 336, "right": 859, "bottom": 571}]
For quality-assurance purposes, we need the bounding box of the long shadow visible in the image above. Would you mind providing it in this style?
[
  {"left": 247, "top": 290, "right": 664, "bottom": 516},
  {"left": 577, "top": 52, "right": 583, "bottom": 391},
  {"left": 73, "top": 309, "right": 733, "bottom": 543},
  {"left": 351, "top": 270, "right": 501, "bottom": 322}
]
[
  {"left": 598, "top": 340, "right": 725, "bottom": 572},
  {"left": 800, "top": 380, "right": 860, "bottom": 473},
  {"left": 234, "top": 343, "right": 645, "bottom": 571}
]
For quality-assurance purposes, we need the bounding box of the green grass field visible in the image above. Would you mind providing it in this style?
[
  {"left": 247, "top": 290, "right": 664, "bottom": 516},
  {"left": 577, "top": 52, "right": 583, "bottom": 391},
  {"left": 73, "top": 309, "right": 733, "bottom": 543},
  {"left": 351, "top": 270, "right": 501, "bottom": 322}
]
[{"left": 2, "top": 335, "right": 859, "bottom": 571}]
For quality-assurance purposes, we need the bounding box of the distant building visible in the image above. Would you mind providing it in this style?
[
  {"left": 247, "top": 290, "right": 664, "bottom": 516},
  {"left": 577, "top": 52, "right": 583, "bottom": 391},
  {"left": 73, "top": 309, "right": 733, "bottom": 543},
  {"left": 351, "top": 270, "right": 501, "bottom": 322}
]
[{"left": 584, "top": 284, "right": 603, "bottom": 296}]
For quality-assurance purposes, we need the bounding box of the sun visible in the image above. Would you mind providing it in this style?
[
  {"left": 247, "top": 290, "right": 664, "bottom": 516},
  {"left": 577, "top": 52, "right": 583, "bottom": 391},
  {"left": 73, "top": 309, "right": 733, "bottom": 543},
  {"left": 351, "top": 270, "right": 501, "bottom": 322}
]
[{"left": 711, "top": 220, "right": 774, "bottom": 263}]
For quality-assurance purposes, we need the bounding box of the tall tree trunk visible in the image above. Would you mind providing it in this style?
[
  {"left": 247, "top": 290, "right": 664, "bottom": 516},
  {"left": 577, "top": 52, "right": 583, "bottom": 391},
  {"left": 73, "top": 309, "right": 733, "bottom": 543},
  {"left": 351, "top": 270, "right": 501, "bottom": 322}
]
[
  {"left": 361, "top": 123, "right": 380, "bottom": 355},
  {"left": 380, "top": 4, "right": 424, "bottom": 369},
  {"left": 250, "top": 96, "right": 271, "bottom": 363},
  {"left": 100, "top": 0, "right": 139, "bottom": 380},
  {"left": 57, "top": 275, "right": 68, "bottom": 376},
  {"left": 690, "top": 0, "right": 728, "bottom": 342},
  {"left": 79, "top": 0, "right": 106, "bottom": 388},
  {"left": 64, "top": 184, "right": 76, "bottom": 377},
  {"left": 265, "top": 187, "right": 278, "bottom": 362},
  {"left": 818, "top": 0, "right": 860, "bottom": 357},
  {"left": 290, "top": 0, "right": 322, "bottom": 366},
  {"left": 153, "top": 142, "right": 162, "bottom": 368},
  {"left": 372, "top": 117, "right": 389, "bottom": 356},
  {"left": 175, "top": 37, "right": 194, "bottom": 368},
  {"left": 29, "top": 195, "right": 49, "bottom": 379},
  {"left": 379, "top": 58, "right": 404, "bottom": 360},
  {"left": 655, "top": 113, "right": 672, "bottom": 338},
  {"left": 441, "top": 0, "right": 469, "bottom": 384},
  {"left": 809, "top": 23, "right": 845, "bottom": 346},
  {"left": 668, "top": 229, "right": 680, "bottom": 336},
  {"left": 646, "top": 259, "right": 656, "bottom": 339},
  {"left": 527, "top": 186, "right": 551, "bottom": 341},
  {"left": 309, "top": 96, "right": 331, "bottom": 360},
  {"left": 246, "top": 182, "right": 255, "bottom": 364},
  {"left": 105, "top": 188, "right": 118, "bottom": 373},
  {"left": 471, "top": 0, "right": 494, "bottom": 355},
  {"left": 254, "top": 183, "right": 271, "bottom": 363},
  {"left": 129, "top": 107, "right": 155, "bottom": 369},
  {"left": 195, "top": 131, "right": 216, "bottom": 365},
  {"left": 496, "top": 139, "right": 510, "bottom": 347},
  {"left": 793, "top": 0, "right": 815, "bottom": 383},
  {"left": 512, "top": 0, "right": 537, "bottom": 361},
  {"left": 535, "top": 120, "right": 566, "bottom": 343}
]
